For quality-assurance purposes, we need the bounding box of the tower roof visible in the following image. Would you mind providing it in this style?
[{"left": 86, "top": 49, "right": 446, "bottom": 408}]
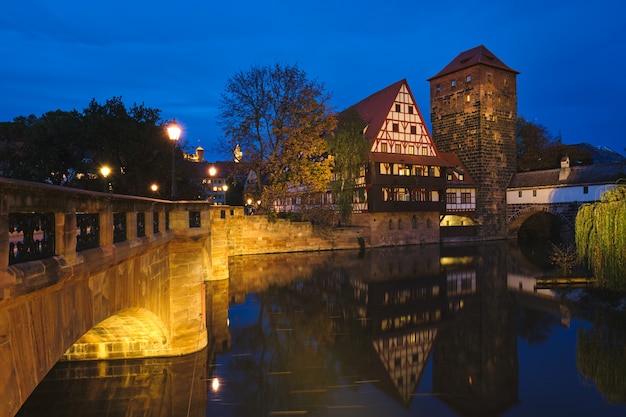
[{"left": 428, "top": 45, "right": 519, "bottom": 80}]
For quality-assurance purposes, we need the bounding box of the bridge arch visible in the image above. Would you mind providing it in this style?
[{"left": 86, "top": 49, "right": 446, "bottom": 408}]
[
  {"left": 507, "top": 206, "right": 575, "bottom": 240},
  {"left": 63, "top": 308, "right": 170, "bottom": 361}
]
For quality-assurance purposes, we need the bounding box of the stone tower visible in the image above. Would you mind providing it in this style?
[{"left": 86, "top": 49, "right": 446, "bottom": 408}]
[{"left": 428, "top": 45, "right": 519, "bottom": 239}]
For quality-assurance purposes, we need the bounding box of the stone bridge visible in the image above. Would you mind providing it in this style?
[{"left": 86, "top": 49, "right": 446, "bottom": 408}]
[
  {"left": 0, "top": 178, "right": 234, "bottom": 417},
  {"left": 506, "top": 201, "right": 583, "bottom": 239}
]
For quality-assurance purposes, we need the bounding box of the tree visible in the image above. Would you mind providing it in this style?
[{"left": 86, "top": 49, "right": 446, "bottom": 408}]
[
  {"left": 516, "top": 116, "right": 593, "bottom": 171},
  {"left": 327, "top": 107, "right": 370, "bottom": 224},
  {"left": 0, "top": 97, "right": 203, "bottom": 199},
  {"left": 217, "top": 63, "right": 336, "bottom": 212},
  {"left": 576, "top": 184, "right": 626, "bottom": 290}
]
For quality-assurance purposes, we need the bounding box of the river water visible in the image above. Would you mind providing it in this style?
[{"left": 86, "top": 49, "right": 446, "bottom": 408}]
[{"left": 16, "top": 241, "right": 626, "bottom": 416}]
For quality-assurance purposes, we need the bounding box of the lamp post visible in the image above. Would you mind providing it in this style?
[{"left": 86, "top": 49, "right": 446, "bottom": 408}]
[
  {"left": 167, "top": 120, "right": 181, "bottom": 200},
  {"left": 100, "top": 166, "right": 111, "bottom": 192},
  {"left": 222, "top": 184, "right": 228, "bottom": 205},
  {"left": 208, "top": 166, "right": 216, "bottom": 203}
]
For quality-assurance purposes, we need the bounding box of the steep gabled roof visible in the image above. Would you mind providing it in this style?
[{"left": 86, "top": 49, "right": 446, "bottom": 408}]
[
  {"left": 349, "top": 79, "right": 407, "bottom": 141},
  {"left": 428, "top": 45, "right": 519, "bottom": 80}
]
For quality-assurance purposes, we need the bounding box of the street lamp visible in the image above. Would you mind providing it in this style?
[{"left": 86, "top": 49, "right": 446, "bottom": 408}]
[
  {"left": 167, "top": 120, "right": 181, "bottom": 200},
  {"left": 208, "top": 166, "right": 217, "bottom": 203},
  {"left": 100, "top": 166, "right": 111, "bottom": 192},
  {"left": 222, "top": 184, "right": 228, "bottom": 205}
]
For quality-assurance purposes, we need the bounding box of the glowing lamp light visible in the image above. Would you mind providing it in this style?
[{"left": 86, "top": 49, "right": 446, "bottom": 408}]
[
  {"left": 167, "top": 121, "right": 181, "bottom": 141},
  {"left": 212, "top": 377, "right": 220, "bottom": 392}
]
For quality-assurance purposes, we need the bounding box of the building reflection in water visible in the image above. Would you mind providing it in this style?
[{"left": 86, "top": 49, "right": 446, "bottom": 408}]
[
  {"left": 225, "top": 242, "right": 519, "bottom": 414},
  {"left": 20, "top": 241, "right": 625, "bottom": 416}
]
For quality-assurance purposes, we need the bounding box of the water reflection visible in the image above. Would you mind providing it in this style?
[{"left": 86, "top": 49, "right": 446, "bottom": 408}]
[{"left": 18, "top": 242, "right": 626, "bottom": 416}]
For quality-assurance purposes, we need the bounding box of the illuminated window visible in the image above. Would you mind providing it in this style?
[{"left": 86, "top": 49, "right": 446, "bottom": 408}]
[
  {"left": 381, "top": 143, "right": 388, "bottom": 152},
  {"left": 421, "top": 147, "right": 428, "bottom": 156},
  {"left": 466, "top": 94, "right": 471, "bottom": 102},
  {"left": 395, "top": 144, "right": 401, "bottom": 153},
  {"left": 408, "top": 145, "right": 415, "bottom": 154},
  {"left": 396, "top": 188, "right": 410, "bottom": 201}
]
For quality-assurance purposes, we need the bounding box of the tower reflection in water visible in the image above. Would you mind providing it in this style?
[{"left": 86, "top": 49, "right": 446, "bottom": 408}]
[{"left": 19, "top": 242, "right": 626, "bottom": 416}]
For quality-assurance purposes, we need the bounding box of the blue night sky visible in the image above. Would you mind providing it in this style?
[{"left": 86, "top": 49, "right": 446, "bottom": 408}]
[{"left": 1, "top": 0, "right": 624, "bottom": 161}]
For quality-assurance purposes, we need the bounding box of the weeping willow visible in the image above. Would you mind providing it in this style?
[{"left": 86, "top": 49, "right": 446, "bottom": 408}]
[
  {"left": 575, "top": 185, "right": 626, "bottom": 291},
  {"left": 577, "top": 321, "right": 626, "bottom": 403}
]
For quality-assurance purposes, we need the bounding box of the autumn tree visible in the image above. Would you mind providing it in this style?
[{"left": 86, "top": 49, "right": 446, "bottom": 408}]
[
  {"left": 217, "top": 63, "right": 336, "bottom": 213},
  {"left": 327, "top": 106, "right": 370, "bottom": 224}
]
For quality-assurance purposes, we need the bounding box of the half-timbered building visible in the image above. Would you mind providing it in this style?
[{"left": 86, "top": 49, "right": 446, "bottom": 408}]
[
  {"left": 349, "top": 79, "right": 450, "bottom": 215},
  {"left": 343, "top": 80, "right": 461, "bottom": 245}
]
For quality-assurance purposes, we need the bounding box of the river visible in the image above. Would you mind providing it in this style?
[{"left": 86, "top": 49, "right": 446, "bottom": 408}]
[{"left": 16, "top": 241, "right": 626, "bottom": 416}]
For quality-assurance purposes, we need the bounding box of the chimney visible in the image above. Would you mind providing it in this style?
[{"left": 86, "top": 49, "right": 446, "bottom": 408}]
[{"left": 559, "top": 156, "right": 571, "bottom": 181}]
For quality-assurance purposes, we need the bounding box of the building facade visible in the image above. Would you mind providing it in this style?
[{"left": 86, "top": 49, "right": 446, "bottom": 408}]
[
  {"left": 429, "top": 45, "right": 518, "bottom": 239},
  {"left": 349, "top": 79, "right": 451, "bottom": 215}
]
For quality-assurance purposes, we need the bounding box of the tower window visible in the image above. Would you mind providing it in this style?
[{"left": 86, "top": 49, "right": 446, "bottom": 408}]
[
  {"left": 518, "top": 191, "right": 522, "bottom": 198},
  {"left": 451, "top": 80, "right": 457, "bottom": 87},
  {"left": 487, "top": 73, "right": 492, "bottom": 82},
  {"left": 504, "top": 78, "right": 508, "bottom": 86},
  {"left": 466, "top": 94, "right": 471, "bottom": 102},
  {"left": 466, "top": 75, "right": 472, "bottom": 82},
  {"left": 436, "top": 84, "right": 441, "bottom": 93}
]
